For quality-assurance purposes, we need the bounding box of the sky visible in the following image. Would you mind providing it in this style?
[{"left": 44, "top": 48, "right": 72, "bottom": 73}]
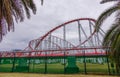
[{"left": 0, "top": 0, "right": 116, "bottom": 51}]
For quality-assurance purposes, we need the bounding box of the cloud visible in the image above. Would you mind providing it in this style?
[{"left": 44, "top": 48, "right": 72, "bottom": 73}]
[{"left": 0, "top": 0, "right": 115, "bottom": 51}]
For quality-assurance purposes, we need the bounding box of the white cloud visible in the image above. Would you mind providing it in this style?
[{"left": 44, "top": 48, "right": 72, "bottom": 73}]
[{"left": 0, "top": 0, "right": 115, "bottom": 51}]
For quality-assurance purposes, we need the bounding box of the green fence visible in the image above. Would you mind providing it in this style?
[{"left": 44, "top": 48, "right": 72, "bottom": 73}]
[{"left": 0, "top": 56, "right": 117, "bottom": 75}]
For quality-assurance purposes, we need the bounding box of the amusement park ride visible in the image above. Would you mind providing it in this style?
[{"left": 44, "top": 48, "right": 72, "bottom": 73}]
[{"left": 0, "top": 18, "right": 110, "bottom": 73}]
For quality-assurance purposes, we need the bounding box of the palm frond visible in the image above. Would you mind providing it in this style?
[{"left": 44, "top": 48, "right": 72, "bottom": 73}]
[
  {"left": 41, "top": 0, "right": 44, "bottom": 5},
  {"left": 24, "top": 0, "right": 37, "bottom": 14},
  {"left": 102, "top": 23, "right": 118, "bottom": 46},
  {"left": 112, "top": 33, "right": 120, "bottom": 61},
  {"left": 103, "top": 22, "right": 120, "bottom": 64},
  {"left": 11, "top": 0, "right": 24, "bottom": 22},
  {"left": 95, "top": 5, "right": 120, "bottom": 32},
  {"left": 100, "top": 0, "right": 118, "bottom": 4},
  {"left": 111, "top": 30, "right": 120, "bottom": 50},
  {"left": 0, "top": 0, "right": 44, "bottom": 42},
  {"left": 21, "top": 0, "right": 31, "bottom": 19},
  {"left": 3, "top": 0, "right": 14, "bottom": 31},
  {"left": 97, "top": 0, "right": 120, "bottom": 73}
]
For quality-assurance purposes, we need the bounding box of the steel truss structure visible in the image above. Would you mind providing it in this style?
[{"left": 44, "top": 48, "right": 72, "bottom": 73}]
[{"left": 0, "top": 18, "right": 113, "bottom": 74}]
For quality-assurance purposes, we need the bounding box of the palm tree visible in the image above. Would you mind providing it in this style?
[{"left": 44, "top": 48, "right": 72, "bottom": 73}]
[
  {"left": 96, "top": 0, "right": 120, "bottom": 74},
  {"left": 0, "top": 0, "right": 43, "bottom": 42}
]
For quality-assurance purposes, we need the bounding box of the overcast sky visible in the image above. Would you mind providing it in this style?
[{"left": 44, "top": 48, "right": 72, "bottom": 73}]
[{"left": 0, "top": 0, "right": 115, "bottom": 51}]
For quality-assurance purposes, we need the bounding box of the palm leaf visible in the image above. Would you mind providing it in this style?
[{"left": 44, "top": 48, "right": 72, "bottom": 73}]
[
  {"left": 102, "top": 22, "right": 119, "bottom": 46},
  {"left": 111, "top": 30, "right": 120, "bottom": 50},
  {"left": 41, "top": 0, "right": 44, "bottom": 5},
  {"left": 100, "top": 0, "right": 118, "bottom": 4},
  {"left": 95, "top": 5, "right": 120, "bottom": 32},
  {"left": 112, "top": 34, "right": 120, "bottom": 61},
  {"left": 97, "top": 0, "right": 120, "bottom": 73},
  {"left": 11, "top": 0, "right": 24, "bottom": 22},
  {"left": 0, "top": 0, "right": 44, "bottom": 42},
  {"left": 21, "top": 0, "right": 31, "bottom": 19}
]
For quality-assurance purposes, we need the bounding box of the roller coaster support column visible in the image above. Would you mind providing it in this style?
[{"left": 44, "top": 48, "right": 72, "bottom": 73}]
[
  {"left": 44, "top": 51, "right": 47, "bottom": 74},
  {"left": 63, "top": 25, "right": 66, "bottom": 74},
  {"left": 12, "top": 52, "right": 15, "bottom": 72},
  {"left": 44, "top": 40, "right": 48, "bottom": 74},
  {"left": 83, "top": 50, "right": 87, "bottom": 74},
  {"left": 65, "top": 56, "right": 79, "bottom": 73},
  {"left": 16, "top": 58, "right": 29, "bottom": 72}
]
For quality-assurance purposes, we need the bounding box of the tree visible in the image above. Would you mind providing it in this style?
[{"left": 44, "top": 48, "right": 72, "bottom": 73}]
[
  {"left": 95, "top": 0, "right": 120, "bottom": 74},
  {"left": 0, "top": 0, "right": 43, "bottom": 42}
]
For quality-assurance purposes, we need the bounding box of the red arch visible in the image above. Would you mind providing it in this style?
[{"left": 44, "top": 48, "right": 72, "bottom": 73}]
[{"left": 34, "top": 18, "right": 96, "bottom": 49}]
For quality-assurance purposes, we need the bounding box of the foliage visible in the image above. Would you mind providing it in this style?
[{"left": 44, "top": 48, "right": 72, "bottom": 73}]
[
  {"left": 95, "top": 0, "right": 120, "bottom": 74},
  {"left": 0, "top": 0, "right": 43, "bottom": 41}
]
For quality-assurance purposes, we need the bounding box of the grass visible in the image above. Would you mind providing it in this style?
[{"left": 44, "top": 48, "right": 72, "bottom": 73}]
[
  {"left": 0, "top": 62, "right": 118, "bottom": 77},
  {"left": 0, "top": 63, "right": 113, "bottom": 74}
]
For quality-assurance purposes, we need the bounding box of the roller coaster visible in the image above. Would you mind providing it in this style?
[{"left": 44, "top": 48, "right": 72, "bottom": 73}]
[{"left": 0, "top": 18, "right": 112, "bottom": 74}]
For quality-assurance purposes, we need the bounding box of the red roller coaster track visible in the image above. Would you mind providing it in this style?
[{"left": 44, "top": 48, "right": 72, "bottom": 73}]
[{"left": 0, "top": 18, "right": 109, "bottom": 58}]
